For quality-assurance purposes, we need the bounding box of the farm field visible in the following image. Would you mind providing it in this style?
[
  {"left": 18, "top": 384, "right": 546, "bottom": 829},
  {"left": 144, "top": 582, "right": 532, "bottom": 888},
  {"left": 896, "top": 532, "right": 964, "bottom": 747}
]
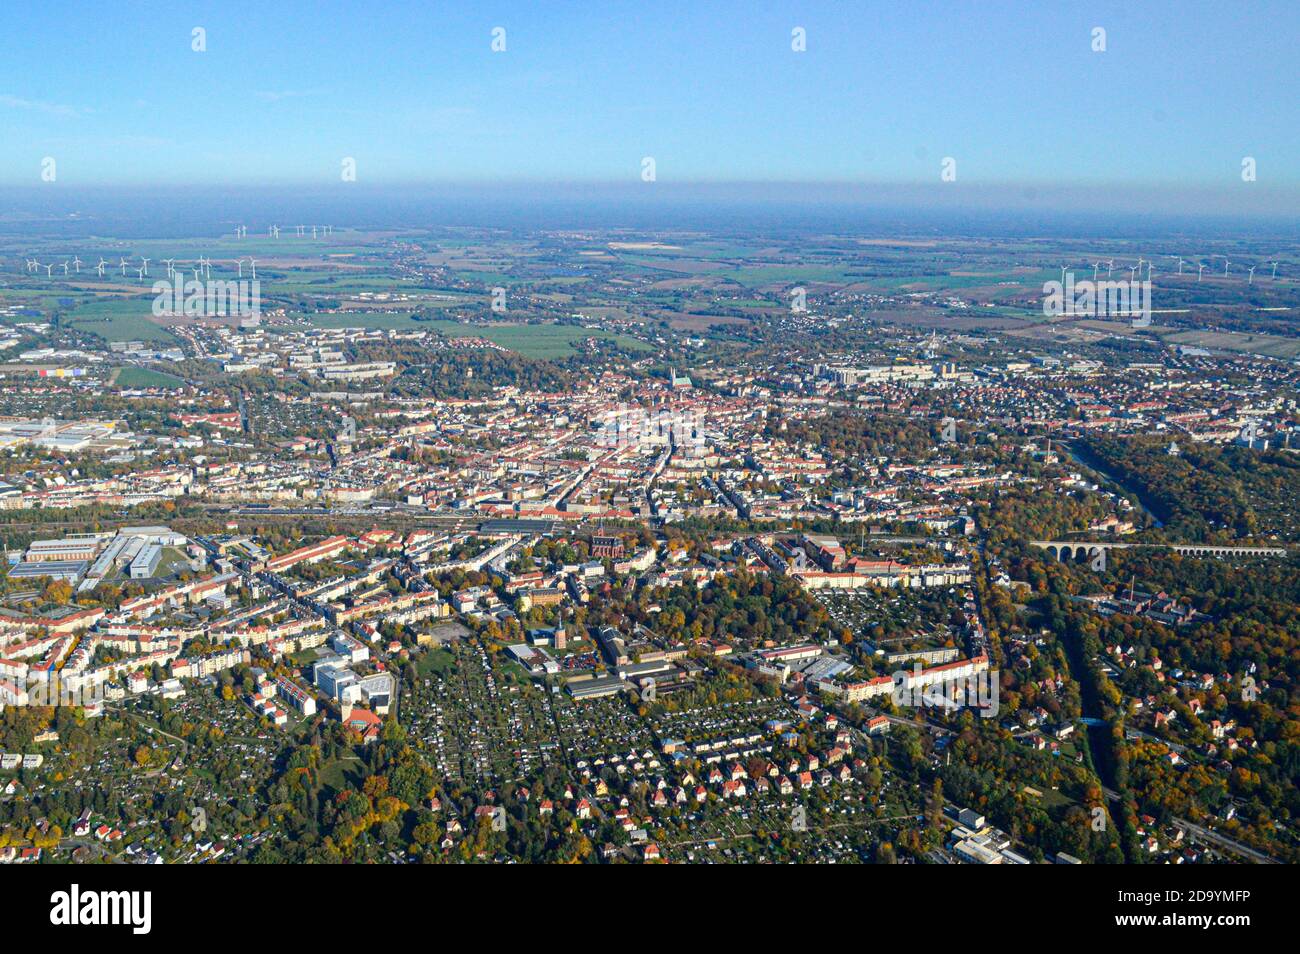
[{"left": 303, "top": 313, "right": 649, "bottom": 358}]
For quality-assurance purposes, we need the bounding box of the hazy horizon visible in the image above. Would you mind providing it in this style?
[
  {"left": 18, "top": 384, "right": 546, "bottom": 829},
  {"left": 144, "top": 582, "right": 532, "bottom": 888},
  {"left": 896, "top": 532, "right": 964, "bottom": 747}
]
[
  {"left": 1, "top": 182, "right": 1297, "bottom": 243},
  {"left": 2, "top": 1, "right": 1295, "bottom": 214}
]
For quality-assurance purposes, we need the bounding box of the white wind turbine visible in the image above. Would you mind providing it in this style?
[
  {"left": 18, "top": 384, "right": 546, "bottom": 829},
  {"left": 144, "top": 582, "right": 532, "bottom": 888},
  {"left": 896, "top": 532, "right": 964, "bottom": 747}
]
[
  {"left": 1092, "top": 261, "right": 1101, "bottom": 281},
  {"left": 1197, "top": 263, "right": 1206, "bottom": 281},
  {"left": 249, "top": 258, "right": 257, "bottom": 280},
  {"left": 1224, "top": 259, "right": 1230, "bottom": 276},
  {"left": 1247, "top": 265, "right": 1257, "bottom": 284},
  {"left": 118, "top": 257, "right": 128, "bottom": 276},
  {"left": 1271, "top": 261, "right": 1280, "bottom": 279},
  {"left": 140, "top": 257, "right": 149, "bottom": 277},
  {"left": 1128, "top": 264, "right": 1140, "bottom": 280},
  {"left": 1174, "top": 256, "right": 1184, "bottom": 275},
  {"left": 72, "top": 256, "right": 82, "bottom": 274},
  {"left": 44, "top": 263, "right": 54, "bottom": 277},
  {"left": 136, "top": 266, "right": 146, "bottom": 281},
  {"left": 236, "top": 258, "right": 245, "bottom": 278},
  {"left": 96, "top": 258, "right": 107, "bottom": 277},
  {"left": 1106, "top": 259, "right": 1114, "bottom": 277},
  {"left": 60, "top": 261, "right": 69, "bottom": 276},
  {"left": 164, "top": 258, "right": 175, "bottom": 277}
]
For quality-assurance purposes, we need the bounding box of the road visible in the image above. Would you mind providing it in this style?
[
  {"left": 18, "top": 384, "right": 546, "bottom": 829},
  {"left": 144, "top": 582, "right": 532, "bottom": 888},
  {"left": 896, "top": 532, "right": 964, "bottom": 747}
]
[{"left": 1099, "top": 786, "right": 1279, "bottom": 864}]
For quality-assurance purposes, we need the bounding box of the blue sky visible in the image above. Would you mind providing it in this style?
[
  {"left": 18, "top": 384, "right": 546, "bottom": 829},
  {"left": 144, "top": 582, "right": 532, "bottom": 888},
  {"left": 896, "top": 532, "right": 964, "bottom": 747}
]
[{"left": 1, "top": 1, "right": 1296, "bottom": 197}]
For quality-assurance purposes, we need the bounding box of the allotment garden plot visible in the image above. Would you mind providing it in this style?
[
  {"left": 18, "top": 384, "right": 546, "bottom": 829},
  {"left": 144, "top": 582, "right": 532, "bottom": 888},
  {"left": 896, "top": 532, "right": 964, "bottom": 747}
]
[{"left": 403, "top": 641, "right": 562, "bottom": 785}]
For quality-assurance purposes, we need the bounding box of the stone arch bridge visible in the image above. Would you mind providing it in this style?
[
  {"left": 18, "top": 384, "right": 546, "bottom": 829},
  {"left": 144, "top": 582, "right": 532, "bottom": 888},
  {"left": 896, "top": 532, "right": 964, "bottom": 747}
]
[{"left": 1031, "top": 540, "right": 1288, "bottom": 572}]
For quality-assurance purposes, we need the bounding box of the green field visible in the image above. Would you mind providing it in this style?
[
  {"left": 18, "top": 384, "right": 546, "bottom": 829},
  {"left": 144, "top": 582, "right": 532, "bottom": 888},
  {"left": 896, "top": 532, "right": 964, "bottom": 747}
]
[
  {"left": 61, "top": 298, "right": 179, "bottom": 343},
  {"left": 115, "top": 366, "right": 186, "bottom": 388},
  {"left": 304, "top": 314, "right": 649, "bottom": 359},
  {"left": 417, "top": 647, "right": 456, "bottom": 676}
]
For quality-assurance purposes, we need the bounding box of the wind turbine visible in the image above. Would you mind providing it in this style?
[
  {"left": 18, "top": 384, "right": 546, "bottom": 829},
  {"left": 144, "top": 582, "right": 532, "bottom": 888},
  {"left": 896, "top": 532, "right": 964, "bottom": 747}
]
[
  {"left": 164, "top": 258, "right": 176, "bottom": 278},
  {"left": 1148, "top": 264, "right": 1155, "bottom": 281},
  {"left": 140, "top": 257, "right": 149, "bottom": 277},
  {"left": 296, "top": 225, "right": 305, "bottom": 237},
  {"left": 1060, "top": 265, "right": 1068, "bottom": 283},
  {"left": 249, "top": 258, "right": 257, "bottom": 280},
  {"left": 136, "top": 266, "right": 145, "bottom": 281},
  {"left": 311, "top": 225, "right": 318, "bottom": 239},
  {"left": 44, "top": 263, "right": 54, "bottom": 278},
  {"left": 96, "top": 258, "right": 107, "bottom": 277},
  {"left": 60, "top": 261, "right": 69, "bottom": 276},
  {"left": 272, "top": 225, "right": 280, "bottom": 239},
  {"left": 1224, "top": 260, "right": 1230, "bottom": 276},
  {"left": 1247, "top": 265, "right": 1257, "bottom": 284},
  {"left": 236, "top": 258, "right": 245, "bottom": 278},
  {"left": 1092, "top": 261, "right": 1101, "bottom": 281},
  {"left": 1175, "top": 257, "right": 1184, "bottom": 275},
  {"left": 118, "top": 257, "right": 128, "bottom": 276},
  {"left": 1197, "top": 263, "right": 1206, "bottom": 281},
  {"left": 1106, "top": 259, "right": 1114, "bottom": 278},
  {"left": 1271, "top": 261, "right": 1280, "bottom": 279},
  {"left": 72, "top": 256, "right": 82, "bottom": 274},
  {"left": 1128, "top": 264, "right": 1140, "bottom": 280}
]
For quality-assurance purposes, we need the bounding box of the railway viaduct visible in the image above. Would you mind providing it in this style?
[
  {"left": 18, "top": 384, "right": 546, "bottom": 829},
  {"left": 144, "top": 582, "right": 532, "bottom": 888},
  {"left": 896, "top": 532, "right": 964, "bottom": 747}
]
[{"left": 1030, "top": 540, "right": 1288, "bottom": 572}]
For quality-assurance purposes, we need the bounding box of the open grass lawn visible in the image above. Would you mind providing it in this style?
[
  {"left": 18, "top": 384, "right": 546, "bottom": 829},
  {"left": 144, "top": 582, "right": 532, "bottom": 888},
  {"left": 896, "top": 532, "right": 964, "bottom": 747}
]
[
  {"left": 416, "top": 647, "right": 456, "bottom": 676},
  {"left": 319, "top": 756, "right": 364, "bottom": 793},
  {"left": 115, "top": 366, "right": 186, "bottom": 388}
]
